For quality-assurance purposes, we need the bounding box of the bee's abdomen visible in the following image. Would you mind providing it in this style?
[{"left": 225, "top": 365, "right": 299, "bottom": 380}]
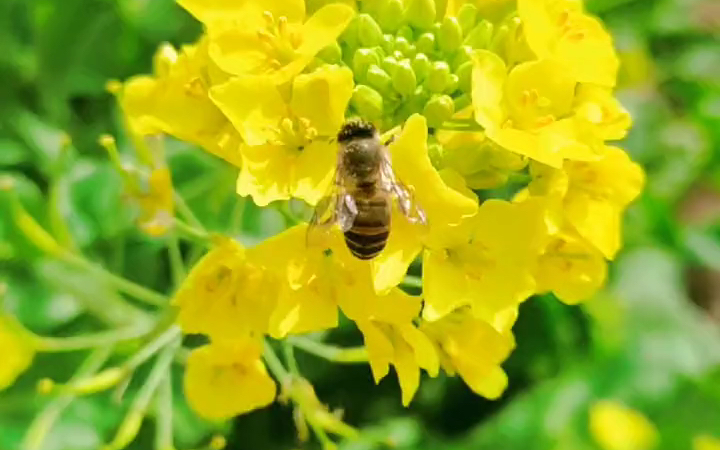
[{"left": 344, "top": 198, "right": 390, "bottom": 260}]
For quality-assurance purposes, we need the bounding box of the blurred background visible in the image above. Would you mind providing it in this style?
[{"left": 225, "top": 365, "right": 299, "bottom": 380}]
[{"left": 1, "top": 0, "right": 719, "bottom": 449}]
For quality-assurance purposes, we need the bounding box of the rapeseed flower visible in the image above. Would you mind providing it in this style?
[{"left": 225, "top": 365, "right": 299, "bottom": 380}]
[{"left": 109, "top": 0, "right": 643, "bottom": 432}]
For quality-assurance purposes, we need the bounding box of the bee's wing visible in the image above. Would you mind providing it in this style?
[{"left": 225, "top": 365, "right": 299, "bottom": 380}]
[
  {"left": 380, "top": 148, "right": 427, "bottom": 225},
  {"left": 306, "top": 169, "right": 358, "bottom": 248}
]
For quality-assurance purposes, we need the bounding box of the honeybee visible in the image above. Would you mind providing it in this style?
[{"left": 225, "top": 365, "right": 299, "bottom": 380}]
[{"left": 308, "top": 119, "right": 426, "bottom": 260}]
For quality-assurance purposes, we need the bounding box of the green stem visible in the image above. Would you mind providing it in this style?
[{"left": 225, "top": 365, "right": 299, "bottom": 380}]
[
  {"left": 154, "top": 374, "right": 174, "bottom": 450},
  {"left": 168, "top": 232, "right": 186, "bottom": 287},
  {"left": 401, "top": 274, "right": 423, "bottom": 290},
  {"left": 62, "top": 252, "right": 167, "bottom": 306},
  {"left": 287, "top": 336, "right": 368, "bottom": 364},
  {"left": 124, "top": 325, "right": 182, "bottom": 371},
  {"left": 22, "top": 347, "right": 113, "bottom": 450},
  {"left": 173, "top": 218, "right": 210, "bottom": 243},
  {"left": 173, "top": 191, "right": 206, "bottom": 232},
  {"left": 33, "top": 326, "right": 151, "bottom": 352}
]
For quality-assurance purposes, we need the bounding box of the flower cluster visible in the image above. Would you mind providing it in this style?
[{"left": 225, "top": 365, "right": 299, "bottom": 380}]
[{"left": 115, "top": 0, "right": 643, "bottom": 426}]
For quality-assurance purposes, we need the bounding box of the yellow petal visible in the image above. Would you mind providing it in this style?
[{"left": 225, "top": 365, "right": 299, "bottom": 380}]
[
  {"left": 0, "top": 316, "right": 34, "bottom": 391},
  {"left": 455, "top": 364, "right": 508, "bottom": 399},
  {"left": 471, "top": 50, "right": 507, "bottom": 128},
  {"left": 208, "top": 28, "right": 274, "bottom": 77},
  {"left": 269, "top": 281, "right": 337, "bottom": 338},
  {"left": 565, "top": 194, "right": 622, "bottom": 259},
  {"left": 389, "top": 114, "right": 478, "bottom": 243},
  {"left": 422, "top": 249, "right": 469, "bottom": 321},
  {"left": 554, "top": 14, "right": 619, "bottom": 87},
  {"left": 297, "top": 4, "right": 356, "bottom": 60},
  {"left": 356, "top": 319, "right": 392, "bottom": 383},
  {"left": 371, "top": 209, "right": 423, "bottom": 294},
  {"left": 397, "top": 324, "right": 440, "bottom": 377},
  {"left": 392, "top": 336, "right": 421, "bottom": 406},
  {"left": 209, "top": 76, "right": 287, "bottom": 146},
  {"left": 236, "top": 144, "right": 295, "bottom": 206},
  {"left": 293, "top": 139, "right": 336, "bottom": 206},
  {"left": 505, "top": 59, "right": 576, "bottom": 124},
  {"left": 184, "top": 340, "right": 276, "bottom": 420},
  {"left": 589, "top": 400, "right": 659, "bottom": 450},
  {"left": 291, "top": 65, "right": 354, "bottom": 136},
  {"left": 473, "top": 198, "right": 549, "bottom": 258},
  {"left": 178, "top": 0, "right": 305, "bottom": 26}
]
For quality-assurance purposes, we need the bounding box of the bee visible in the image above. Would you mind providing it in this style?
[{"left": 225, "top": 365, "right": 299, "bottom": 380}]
[{"left": 308, "top": 119, "right": 426, "bottom": 260}]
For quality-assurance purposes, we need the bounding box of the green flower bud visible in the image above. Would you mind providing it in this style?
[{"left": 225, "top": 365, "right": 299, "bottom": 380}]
[
  {"left": 378, "top": 0, "right": 405, "bottom": 33},
  {"left": 423, "top": 94, "right": 455, "bottom": 128},
  {"left": 416, "top": 32, "right": 436, "bottom": 55},
  {"left": 396, "top": 25, "right": 414, "bottom": 42},
  {"left": 464, "top": 20, "right": 493, "bottom": 49},
  {"left": 382, "top": 55, "right": 400, "bottom": 75},
  {"left": 425, "top": 61, "right": 451, "bottom": 93},
  {"left": 457, "top": 3, "right": 478, "bottom": 34},
  {"left": 412, "top": 53, "right": 431, "bottom": 82},
  {"left": 341, "top": 16, "right": 360, "bottom": 49},
  {"left": 489, "top": 23, "right": 510, "bottom": 54},
  {"left": 438, "top": 16, "right": 463, "bottom": 53},
  {"left": 428, "top": 143, "right": 445, "bottom": 169},
  {"left": 453, "top": 93, "right": 471, "bottom": 111},
  {"left": 451, "top": 45, "right": 473, "bottom": 70},
  {"left": 358, "top": 14, "right": 384, "bottom": 47},
  {"left": 445, "top": 73, "right": 459, "bottom": 93},
  {"left": 381, "top": 34, "right": 395, "bottom": 54},
  {"left": 353, "top": 48, "right": 381, "bottom": 79},
  {"left": 317, "top": 41, "right": 342, "bottom": 63},
  {"left": 405, "top": 0, "right": 435, "bottom": 30},
  {"left": 351, "top": 85, "right": 384, "bottom": 119},
  {"left": 455, "top": 60, "right": 472, "bottom": 91},
  {"left": 393, "top": 59, "right": 417, "bottom": 97},
  {"left": 394, "top": 36, "right": 414, "bottom": 57},
  {"left": 366, "top": 64, "right": 393, "bottom": 93}
]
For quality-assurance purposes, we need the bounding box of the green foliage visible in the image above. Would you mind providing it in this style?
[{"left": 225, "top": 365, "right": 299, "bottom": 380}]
[{"left": 1, "top": 0, "right": 719, "bottom": 449}]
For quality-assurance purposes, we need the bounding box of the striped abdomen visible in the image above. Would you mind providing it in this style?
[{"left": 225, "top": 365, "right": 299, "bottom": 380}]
[{"left": 344, "top": 193, "right": 391, "bottom": 260}]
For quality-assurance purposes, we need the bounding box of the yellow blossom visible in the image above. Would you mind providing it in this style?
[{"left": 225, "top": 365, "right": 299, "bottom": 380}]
[
  {"left": 173, "top": 237, "right": 278, "bottom": 340},
  {"left": 573, "top": 84, "right": 632, "bottom": 143},
  {"left": 422, "top": 197, "right": 549, "bottom": 321},
  {"left": 178, "top": 0, "right": 355, "bottom": 82},
  {"left": 529, "top": 146, "right": 645, "bottom": 259},
  {"left": 119, "top": 38, "right": 243, "bottom": 167},
  {"left": 210, "top": 65, "right": 354, "bottom": 206},
  {"left": 472, "top": 51, "right": 597, "bottom": 168},
  {"left": 518, "top": 0, "right": 619, "bottom": 87},
  {"left": 694, "top": 435, "right": 720, "bottom": 450},
  {"left": 134, "top": 166, "right": 174, "bottom": 237},
  {"left": 421, "top": 307, "right": 516, "bottom": 399},
  {"left": 184, "top": 338, "right": 276, "bottom": 420},
  {"left": 589, "top": 400, "right": 659, "bottom": 450},
  {"left": 0, "top": 315, "right": 35, "bottom": 391}
]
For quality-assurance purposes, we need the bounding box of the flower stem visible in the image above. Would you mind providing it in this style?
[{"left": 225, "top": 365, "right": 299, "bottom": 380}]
[
  {"left": 154, "top": 374, "right": 174, "bottom": 450},
  {"left": 168, "top": 232, "right": 186, "bottom": 287},
  {"left": 32, "top": 326, "right": 151, "bottom": 352},
  {"left": 401, "top": 274, "right": 423, "bottom": 290},
  {"left": 173, "top": 190, "right": 206, "bottom": 232},
  {"left": 287, "top": 336, "right": 368, "bottom": 364},
  {"left": 173, "top": 218, "right": 210, "bottom": 243}
]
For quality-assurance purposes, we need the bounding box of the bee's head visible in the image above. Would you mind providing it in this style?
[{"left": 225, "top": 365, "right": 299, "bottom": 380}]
[{"left": 337, "top": 119, "right": 377, "bottom": 143}]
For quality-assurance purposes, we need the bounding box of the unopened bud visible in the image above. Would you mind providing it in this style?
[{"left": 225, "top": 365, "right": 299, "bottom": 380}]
[
  {"left": 105, "top": 79, "right": 122, "bottom": 95},
  {"left": 366, "top": 64, "right": 393, "bottom": 94},
  {"left": 457, "top": 4, "right": 478, "bottom": 34},
  {"left": 405, "top": 0, "right": 435, "bottom": 30},
  {"left": 392, "top": 59, "right": 417, "bottom": 97},
  {"left": 378, "top": 0, "right": 405, "bottom": 32},
  {"left": 453, "top": 93, "right": 471, "bottom": 111},
  {"left": 451, "top": 45, "right": 473, "bottom": 70},
  {"left": 340, "top": 16, "right": 360, "bottom": 49},
  {"left": 428, "top": 143, "right": 445, "bottom": 168},
  {"left": 445, "top": 74, "right": 459, "bottom": 93},
  {"left": 9, "top": 194, "right": 64, "bottom": 257},
  {"left": 317, "top": 41, "right": 342, "bottom": 63},
  {"left": 423, "top": 94, "right": 455, "bottom": 128},
  {"left": 152, "top": 43, "right": 178, "bottom": 77},
  {"left": 464, "top": 20, "right": 493, "bottom": 49},
  {"left": 67, "top": 367, "right": 126, "bottom": 395},
  {"left": 105, "top": 411, "right": 143, "bottom": 450},
  {"left": 425, "top": 61, "right": 451, "bottom": 93},
  {"left": 489, "top": 23, "right": 510, "bottom": 55},
  {"left": 456, "top": 60, "right": 473, "bottom": 91},
  {"left": 396, "top": 25, "right": 414, "bottom": 42},
  {"left": 394, "top": 36, "right": 414, "bottom": 57},
  {"left": 353, "top": 48, "right": 381, "bottom": 79},
  {"left": 439, "top": 16, "right": 463, "bottom": 53},
  {"left": 351, "top": 85, "right": 384, "bottom": 120},
  {"left": 37, "top": 378, "right": 55, "bottom": 394},
  {"left": 381, "top": 34, "right": 395, "bottom": 54},
  {"left": 381, "top": 56, "right": 400, "bottom": 77},
  {"left": 416, "top": 32, "right": 436, "bottom": 54},
  {"left": 412, "top": 53, "right": 431, "bottom": 82},
  {"left": 209, "top": 435, "right": 227, "bottom": 450},
  {"left": 357, "top": 14, "right": 384, "bottom": 47}
]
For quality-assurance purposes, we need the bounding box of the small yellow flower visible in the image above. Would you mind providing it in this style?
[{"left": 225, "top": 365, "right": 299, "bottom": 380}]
[
  {"left": 0, "top": 315, "right": 34, "bottom": 391},
  {"left": 694, "top": 435, "right": 720, "bottom": 450},
  {"left": 120, "top": 38, "right": 242, "bottom": 167},
  {"left": 573, "top": 85, "right": 632, "bottom": 143},
  {"left": 210, "top": 65, "right": 354, "bottom": 206},
  {"left": 529, "top": 146, "right": 645, "bottom": 259},
  {"left": 518, "top": 0, "right": 619, "bottom": 87},
  {"left": 589, "top": 400, "right": 659, "bottom": 450},
  {"left": 184, "top": 338, "right": 276, "bottom": 420},
  {"left": 173, "top": 237, "right": 278, "bottom": 340},
  {"left": 421, "top": 307, "right": 516, "bottom": 399},
  {"left": 472, "top": 51, "right": 597, "bottom": 168},
  {"left": 422, "top": 197, "right": 549, "bottom": 321},
  {"left": 178, "top": 0, "right": 355, "bottom": 82}
]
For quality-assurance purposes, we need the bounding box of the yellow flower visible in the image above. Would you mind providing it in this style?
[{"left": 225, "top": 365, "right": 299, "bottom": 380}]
[
  {"left": 0, "top": 315, "right": 35, "bottom": 391},
  {"left": 573, "top": 85, "right": 632, "bottom": 143},
  {"left": 534, "top": 231, "right": 607, "bottom": 304},
  {"left": 518, "top": 0, "right": 619, "bottom": 87},
  {"left": 184, "top": 338, "right": 276, "bottom": 420},
  {"left": 529, "top": 146, "right": 645, "bottom": 259},
  {"left": 371, "top": 114, "right": 479, "bottom": 293},
  {"left": 173, "top": 237, "right": 278, "bottom": 340},
  {"left": 422, "top": 197, "right": 549, "bottom": 321},
  {"left": 246, "top": 224, "right": 341, "bottom": 338},
  {"left": 421, "top": 307, "right": 516, "bottom": 399},
  {"left": 119, "top": 38, "right": 243, "bottom": 167},
  {"left": 341, "top": 285, "right": 439, "bottom": 406},
  {"left": 134, "top": 166, "right": 174, "bottom": 237},
  {"left": 589, "top": 400, "right": 659, "bottom": 450},
  {"left": 178, "top": 0, "right": 354, "bottom": 83},
  {"left": 210, "top": 65, "right": 354, "bottom": 206},
  {"left": 472, "top": 51, "right": 597, "bottom": 168},
  {"left": 694, "top": 435, "right": 720, "bottom": 450}
]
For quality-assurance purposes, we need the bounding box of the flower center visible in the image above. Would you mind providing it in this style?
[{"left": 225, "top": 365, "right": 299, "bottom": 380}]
[
  {"left": 276, "top": 117, "right": 318, "bottom": 150},
  {"left": 257, "top": 11, "right": 302, "bottom": 68}
]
